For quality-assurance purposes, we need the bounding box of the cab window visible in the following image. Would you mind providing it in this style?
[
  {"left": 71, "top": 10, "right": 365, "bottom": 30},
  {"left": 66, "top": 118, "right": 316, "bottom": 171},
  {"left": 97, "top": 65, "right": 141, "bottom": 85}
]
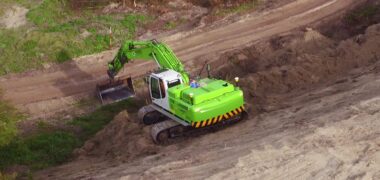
[
  {"left": 150, "top": 77, "right": 160, "bottom": 99},
  {"left": 168, "top": 79, "right": 181, "bottom": 88}
]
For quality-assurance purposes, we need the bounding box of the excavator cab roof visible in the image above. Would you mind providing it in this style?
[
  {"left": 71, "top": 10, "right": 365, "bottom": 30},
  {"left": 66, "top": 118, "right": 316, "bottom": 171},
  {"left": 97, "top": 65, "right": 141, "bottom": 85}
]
[{"left": 151, "top": 69, "right": 183, "bottom": 83}]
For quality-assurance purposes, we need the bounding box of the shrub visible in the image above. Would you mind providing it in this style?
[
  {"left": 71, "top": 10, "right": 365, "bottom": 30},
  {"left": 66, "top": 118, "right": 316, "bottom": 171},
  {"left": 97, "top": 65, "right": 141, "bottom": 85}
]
[
  {"left": 0, "top": 99, "right": 22, "bottom": 147},
  {"left": 0, "top": 131, "right": 80, "bottom": 170}
]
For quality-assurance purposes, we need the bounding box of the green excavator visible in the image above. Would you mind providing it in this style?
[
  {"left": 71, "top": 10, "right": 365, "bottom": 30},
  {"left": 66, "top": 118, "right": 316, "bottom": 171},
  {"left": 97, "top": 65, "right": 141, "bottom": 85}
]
[{"left": 97, "top": 40, "right": 246, "bottom": 143}]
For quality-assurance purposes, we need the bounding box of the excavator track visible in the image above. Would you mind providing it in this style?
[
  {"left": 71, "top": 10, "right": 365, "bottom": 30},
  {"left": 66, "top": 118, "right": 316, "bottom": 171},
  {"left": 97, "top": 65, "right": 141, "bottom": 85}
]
[
  {"left": 138, "top": 105, "right": 165, "bottom": 125},
  {"left": 151, "top": 111, "right": 247, "bottom": 144},
  {"left": 151, "top": 120, "right": 183, "bottom": 144}
]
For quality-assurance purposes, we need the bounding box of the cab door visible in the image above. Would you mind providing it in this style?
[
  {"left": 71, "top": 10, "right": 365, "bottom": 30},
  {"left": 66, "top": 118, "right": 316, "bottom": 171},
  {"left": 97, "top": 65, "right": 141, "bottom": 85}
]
[{"left": 149, "top": 76, "right": 170, "bottom": 110}]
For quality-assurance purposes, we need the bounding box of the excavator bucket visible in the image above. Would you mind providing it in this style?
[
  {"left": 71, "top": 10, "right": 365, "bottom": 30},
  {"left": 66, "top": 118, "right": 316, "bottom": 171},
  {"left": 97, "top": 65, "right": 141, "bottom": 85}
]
[{"left": 96, "top": 77, "right": 135, "bottom": 104}]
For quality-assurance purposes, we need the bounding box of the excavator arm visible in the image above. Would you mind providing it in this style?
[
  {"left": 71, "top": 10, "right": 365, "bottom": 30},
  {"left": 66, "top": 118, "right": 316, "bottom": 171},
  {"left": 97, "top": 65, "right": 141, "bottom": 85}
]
[
  {"left": 97, "top": 40, "right": 190, "bottom": 104},
  {"left": 107, "top": 40, "right": 189, "bottom": 84}
]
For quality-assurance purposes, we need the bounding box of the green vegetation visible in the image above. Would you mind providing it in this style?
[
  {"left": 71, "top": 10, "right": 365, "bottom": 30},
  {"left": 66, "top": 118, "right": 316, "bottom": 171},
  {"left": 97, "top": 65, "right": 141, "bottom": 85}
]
[
  {"left": 0, "top": 97, "right": 23, "bottom": 147},
  {"left": 346, "top": 4, "right": 379, "bottom": 25},
  {"left": 0, "top": 132, "right": 79, "bottom": 170},
  {"left": 0, "top": 0, "right": 153, "bottom": 75},
  {"left": 0, "top": 0, "right": 34, "bottom": 16},
  {"left": 0, "top": 99, "right": 138, "bottom": 171},
  {"left": 27, "top": 0, "right": 70, "bottom": 27},
  {"left": 213, "top": 0, "right": 259, "bottom": 16},
  {"left": 164, "top": 21, "right": 178, "bottom": 30},
  {"left": 0, "top": 172, "right": 16, "bottom": 180},
  {"left": 70, "top": 99, "right": 138, "bottom": 140},
  {"left": 0, "top": 0, "right": 147, "bottom": 172},
  {"left": 164, "top": 18, "right": 187, "bottom": 30}
]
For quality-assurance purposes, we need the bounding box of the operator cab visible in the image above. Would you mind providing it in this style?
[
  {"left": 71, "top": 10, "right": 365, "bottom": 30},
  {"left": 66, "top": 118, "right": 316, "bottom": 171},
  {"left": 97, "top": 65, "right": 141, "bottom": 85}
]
[{"left": 149, "top": 69, "right": 183, "bottom": 111}]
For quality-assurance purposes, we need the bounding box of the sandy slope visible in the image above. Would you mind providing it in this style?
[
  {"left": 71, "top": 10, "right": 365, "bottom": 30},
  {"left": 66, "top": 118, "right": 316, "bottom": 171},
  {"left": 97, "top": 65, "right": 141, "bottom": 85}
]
[
  {"left": 35, "top": 55, "right": 380, "bottom": 180},
  {"left": 0, "top": 0, "right": 363, "bottom": 120},
  {"left": 34, "top": 21, "right": 380, "bottom": 180}
]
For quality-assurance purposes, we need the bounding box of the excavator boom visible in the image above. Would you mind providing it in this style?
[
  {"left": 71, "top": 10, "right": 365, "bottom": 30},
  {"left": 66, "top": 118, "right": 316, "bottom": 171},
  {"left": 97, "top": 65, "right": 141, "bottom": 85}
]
[
  {"left": 107, "top": 40, "right": 189, "bottom": 83},
  {"left": 98, "top": 40, "right": 189, "bottom": 104}
]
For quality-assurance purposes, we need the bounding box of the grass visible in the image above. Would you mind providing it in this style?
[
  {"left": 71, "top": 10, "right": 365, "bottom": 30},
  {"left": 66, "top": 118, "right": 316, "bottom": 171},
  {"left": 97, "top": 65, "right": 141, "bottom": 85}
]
[
  {"left": 164, "top": 18, "right": 187, "bottom": 30},
  {"left": 26, "top": 0, "right": 70, "bottom": 27},
  {"left": 0, "top": 131, "right": 80, "bottom": 170},
  {"left": 0, "top": 96, "right": 23, "bottom": 147},
  {"left": 69, "top": 99, "right": 139, "bottom": 140},
  {"left": 0, "top": 99, "right": 139, "bottom": 172},
  {"left": 165, "top": 20, "right": 179, "bottom": 30},
  {"left": 213, "top": 0, "right": 259, "bottom": 16},
  {"left": 346, "top": 4, "right": 379, "bottom": 25},
  {"left": 0, "top": 0, "right": 148, "bottom": 174},
  {"left": 0, "top": 0, "right": 36, "bottom": 16},
  {"left": 0, "top": 0, "right": 153, "bottom": 75},
  {"left": 0, "top": 172, "right": 16, "bottom": 180},
  {"left": 165, "top": 21, "right": 176, "bottom": 30}
]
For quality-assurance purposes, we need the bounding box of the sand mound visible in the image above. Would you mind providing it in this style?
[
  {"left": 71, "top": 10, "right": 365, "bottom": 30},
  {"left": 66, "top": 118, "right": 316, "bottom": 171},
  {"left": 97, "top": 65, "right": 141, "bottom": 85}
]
[
  {"left": 33, "top": 14, "right": 380, "bottom": 179},
  {"left": 0, "top": 6, "right": 28, "bottom": 29},
  {"left": 214, "top": 24, "right": 380, "bottom": 112},
  {"left": 75, "top": 24, "right": 380, "bottom": 161},
  {"left": 74, "top": 111, "right": 158, "bottom": 160}
]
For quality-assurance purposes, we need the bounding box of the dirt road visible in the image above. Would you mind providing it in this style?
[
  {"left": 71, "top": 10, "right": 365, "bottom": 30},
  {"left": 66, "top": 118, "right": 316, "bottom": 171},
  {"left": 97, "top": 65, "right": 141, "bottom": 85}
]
[{"left": 0, "top": 0, "right": 364, "bottom": 119}]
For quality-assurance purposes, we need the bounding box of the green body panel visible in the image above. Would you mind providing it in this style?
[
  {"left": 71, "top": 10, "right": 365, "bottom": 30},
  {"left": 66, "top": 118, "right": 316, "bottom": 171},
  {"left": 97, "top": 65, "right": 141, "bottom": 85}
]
[{"left": 168, "top": 78, "right": 244, "bottom": 123}]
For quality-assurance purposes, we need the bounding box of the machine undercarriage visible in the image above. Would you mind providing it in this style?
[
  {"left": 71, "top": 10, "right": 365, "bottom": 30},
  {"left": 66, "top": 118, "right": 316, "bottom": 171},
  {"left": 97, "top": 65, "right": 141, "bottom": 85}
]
[{"left": 138, "top": 104, "right": 247, "bottom": 144}]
